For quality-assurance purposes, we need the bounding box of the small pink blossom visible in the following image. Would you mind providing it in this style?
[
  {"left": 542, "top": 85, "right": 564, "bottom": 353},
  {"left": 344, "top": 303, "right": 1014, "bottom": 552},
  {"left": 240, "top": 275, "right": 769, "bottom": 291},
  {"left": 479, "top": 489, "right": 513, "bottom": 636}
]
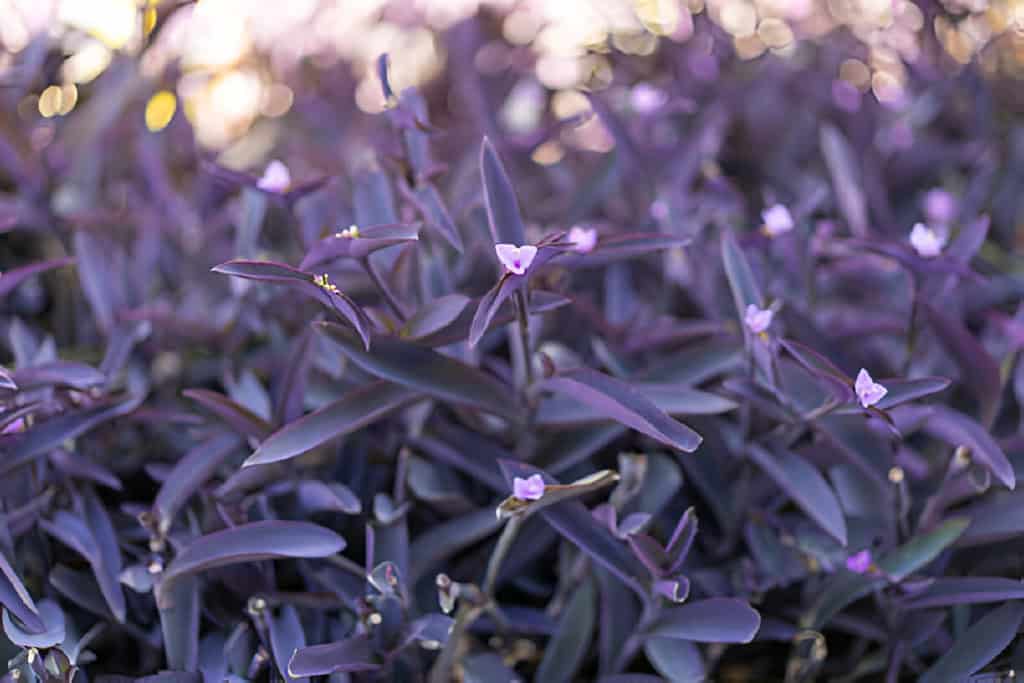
[
  {"left": 762, "top": 204, "right": 794, "bottom": 237},
  {"left": 567, "top": 226, "right": 598, "bottom": 254},
  {"left": 630, "top": 83, "right": 668, "bottom": 114},
  {"left": 744, "top": 304, "right": 773, "bottom": 334},
  {"left": 855, "top": 369, "right": 888, "bottom": 409},
  {"left": 845, "top": 549, "right": 872, "bottom": 574},
  {"left": 495, "top": 244, "right": 537, "bottom": 275},
  {"left": 909, "top": 223, "right": 947, "bottom": 258},
  {"left": 513, "top": 474, "right": 545, "bottom": 501},
  {"left": 256, "top": 160, "right": 291, "bottom": 193},
  {"left": 923, "top": 189, "right": 956, "bottom": 226}
]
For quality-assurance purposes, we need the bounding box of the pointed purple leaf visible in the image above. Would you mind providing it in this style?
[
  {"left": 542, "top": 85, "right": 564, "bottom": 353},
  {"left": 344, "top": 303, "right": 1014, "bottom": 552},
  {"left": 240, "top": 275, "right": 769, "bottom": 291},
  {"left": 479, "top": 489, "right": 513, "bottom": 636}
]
[
  {"left": 538, "top": 368, "right": 702, "bottom": 452},
  {"left": 649, "top": 598, "right": 761, "bottom": 643},
  {"left": 288, "top": 636, "right": 379, "bottom": 676},
  {"left": 480, "top": 137, "right": 526, "bottom": 245}
]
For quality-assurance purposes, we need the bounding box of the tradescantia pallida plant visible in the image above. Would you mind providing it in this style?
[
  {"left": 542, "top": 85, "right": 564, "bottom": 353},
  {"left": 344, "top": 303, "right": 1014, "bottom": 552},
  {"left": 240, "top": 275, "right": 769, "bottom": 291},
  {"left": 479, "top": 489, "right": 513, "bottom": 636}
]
[{"left": 2, "top": 8, "right": 1024, "bottom": 681}]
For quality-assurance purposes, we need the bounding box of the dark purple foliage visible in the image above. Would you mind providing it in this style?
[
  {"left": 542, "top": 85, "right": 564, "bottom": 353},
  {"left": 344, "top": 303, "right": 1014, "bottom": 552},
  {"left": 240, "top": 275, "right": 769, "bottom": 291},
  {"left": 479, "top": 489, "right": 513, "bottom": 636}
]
[{"left": 1, "top": 4, "right": 1024, "bottom": 682}]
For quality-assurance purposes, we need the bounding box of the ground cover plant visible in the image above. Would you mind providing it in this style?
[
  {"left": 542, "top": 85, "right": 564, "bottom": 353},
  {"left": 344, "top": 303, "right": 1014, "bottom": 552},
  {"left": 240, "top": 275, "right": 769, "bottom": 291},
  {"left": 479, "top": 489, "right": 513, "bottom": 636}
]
[{"left": 2, "top": 1, "right": 1024, "bottom": 680}]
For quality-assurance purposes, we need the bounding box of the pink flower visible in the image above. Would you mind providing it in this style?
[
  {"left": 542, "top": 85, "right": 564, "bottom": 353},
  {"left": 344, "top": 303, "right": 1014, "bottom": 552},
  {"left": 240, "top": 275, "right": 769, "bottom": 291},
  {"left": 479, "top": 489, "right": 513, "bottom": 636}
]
[
  {"left": 909, "top": 223, "right": 946, "bottom": 258},
  {"left": 923, "top": 189, "right": 956, "bottom": 226},
  {"left": 845, "top": 549, "right": 872, "bottom": 574},
  {"left": 495, "top": 244, "right": 538, "bottom": 275},
  {"left": 630, "top": 83, "right": 668, "bottom": 114},
  {"left": 256, "top": 160, "right": 291, "bottom": 193},
  {"left": 744, "top": 304, "right": 773, "bottom": 334},
  {"left": 855, "top": 369, "right": 887, "bottom": 408},
  {"left": 762, "top": 204, "right": 794, "bottom": 237},
  {"left": 567, "top": 226, "right": 598, "bottom": 254},
  {"left": 512, "top": 474, "right": 545, "bottom": 501}
]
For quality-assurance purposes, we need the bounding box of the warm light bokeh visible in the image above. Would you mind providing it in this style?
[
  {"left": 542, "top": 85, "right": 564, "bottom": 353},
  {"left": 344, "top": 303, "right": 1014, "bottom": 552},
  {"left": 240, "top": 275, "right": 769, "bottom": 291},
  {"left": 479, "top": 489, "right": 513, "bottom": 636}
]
[{"left": 1, "top": 0, "right": 1021, "bottom": 148}]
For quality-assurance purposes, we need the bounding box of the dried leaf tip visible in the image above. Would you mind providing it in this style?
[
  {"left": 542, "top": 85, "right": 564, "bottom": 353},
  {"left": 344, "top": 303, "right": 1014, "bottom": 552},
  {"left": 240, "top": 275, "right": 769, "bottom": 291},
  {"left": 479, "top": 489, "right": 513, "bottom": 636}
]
[
  {"left": 495, "top": 244, "right": 537, "bottom": 275},
  {"left": 855, "top": 368, "right": 887, "bottom": 408}
]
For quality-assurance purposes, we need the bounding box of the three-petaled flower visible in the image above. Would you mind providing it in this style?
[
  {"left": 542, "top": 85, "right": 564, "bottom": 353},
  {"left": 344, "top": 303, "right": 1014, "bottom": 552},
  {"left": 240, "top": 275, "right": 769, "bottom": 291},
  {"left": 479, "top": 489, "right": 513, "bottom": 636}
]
[
  {"left": 257, "top": 160, "right": 291, "bottom": 193},
  {"left": 909, "top": 223, "right": 946, "bottom": 258},
  {"left": 855, "top": 368, "right": 887, "bottom": 408},
  {"left": 762, "top": 204, "right": 794, "bottom": 237},
  {"left": 495, "top": 244, "right": 537, "bottom": 275},
  {"left": 744, "top": 304, "right": 773, "bottom": 334},
  {"left": 845, "top": 549, "right": 872, "bottom": 574},
  {"left": 512, "top": 474, "right": 545, "bottom": 501},
  {"left": 567, "top": 226, "right": 598, "bottom": 254}
]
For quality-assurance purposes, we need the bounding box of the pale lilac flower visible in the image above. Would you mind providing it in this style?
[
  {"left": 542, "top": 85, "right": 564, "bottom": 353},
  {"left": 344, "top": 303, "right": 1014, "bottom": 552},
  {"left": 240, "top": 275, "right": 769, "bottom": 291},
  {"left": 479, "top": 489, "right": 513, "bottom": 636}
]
[
  {"left": 923, "top": 189, "right": 956, "bottom": 226},
  {"left": 845, "top": 549, "right": 872, "bottom": 574},
  {"left": 762, "top": 204, "right": 794, "bottom": 237},
  {"left": 630, "top": 83, "right": 668, "bottom": 114},
  {"left": 744, "top": 304, "right": 773, "bottom": 334},
  {"left": 256, "top": 160, "right": 291, "bottom": 193},
  {"left": 512, "top": 474, "right": 545, "bottom": 501},
  {"left": 495, "top": 244, "right": 537, "bottom": 275},
  {"left": 567, "top": 226, "right": 598, "bottom": 254},
  {"left": 909, "top": 222, "right": 947, "bottom": 258},
  {"left": 855, "top": 369, "right": 888, "bottom": 408}
]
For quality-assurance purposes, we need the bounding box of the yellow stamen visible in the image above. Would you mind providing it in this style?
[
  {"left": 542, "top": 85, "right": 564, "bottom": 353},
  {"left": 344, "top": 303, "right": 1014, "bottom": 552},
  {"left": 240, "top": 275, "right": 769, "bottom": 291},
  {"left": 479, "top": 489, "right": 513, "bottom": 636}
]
[{"left": 313, "top": 273, "right": 339, "bottom": 294}]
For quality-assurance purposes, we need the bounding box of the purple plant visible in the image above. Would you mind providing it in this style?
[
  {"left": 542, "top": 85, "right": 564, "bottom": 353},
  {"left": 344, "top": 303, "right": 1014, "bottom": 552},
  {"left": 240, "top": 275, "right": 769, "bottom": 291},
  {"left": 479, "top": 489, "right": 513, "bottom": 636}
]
[{"left": 1, "top": 5, "right": 1023, "bottom": 682}]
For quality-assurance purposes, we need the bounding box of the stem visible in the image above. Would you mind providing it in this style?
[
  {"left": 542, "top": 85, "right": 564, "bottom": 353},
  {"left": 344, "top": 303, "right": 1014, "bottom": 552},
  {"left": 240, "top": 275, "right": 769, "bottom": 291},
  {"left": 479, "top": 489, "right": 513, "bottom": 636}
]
[
  {"left": 360, "top": 258, "right": 407, "bottom": 323},
  {"left": 429, "top": 603, "right": 482, "bottom": 683},
  {"left": 513, "top": 289, "right": 534, "bottom": 389},
  {"left": 325, "top": 554, "right": 367, "bottom": 580},
  {"left": 902, "top": 276, "right": 919, "bottom": 375},
  {"left": 482, "top": 515, "right": 525, "bottom": 597}
]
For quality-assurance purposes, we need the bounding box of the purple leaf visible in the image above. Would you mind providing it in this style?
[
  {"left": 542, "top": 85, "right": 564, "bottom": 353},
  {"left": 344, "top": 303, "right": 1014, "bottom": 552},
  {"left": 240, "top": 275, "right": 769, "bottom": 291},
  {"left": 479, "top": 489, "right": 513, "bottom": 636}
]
[
  {"left": 922, "top": 302, "right": 1001, "bottom": 425},
  {"left": 0, "top": 551, "right": 43, "bottom": 633},
  {"left": 182, "top": 389, "right": 273, "bottom": 440},
  {"left": 81, "top": 487, "right": 126, "bottom": 622},
  {"left": 317, "top": 322, "right": 514, "bottom": 418},
  {"left": 780, "top": 339, "right": 853, "bottom": 402},
  {"left": 747, "top": 444, "right": 848, "bottom": 546},
  {"left": 152, "top": 432, "right": 241, "bottom": 535},
  {"left": 212, "top": 260, "right": 373, "bottom": 350},
  {"left": 246, "top": 381, "right": 419, "bottom": 466},
  {"left": 273, "top": 326, "right": 317, "bottom": 425},
  {"left": 644, "top": 637, "right": 704, "bottom": 682},
  {"left": 537, "top": 385, "right": 736, "bottom": 426},
  {"left": 269, "top": 605, "right": 308, "bottom": 682},
  {"left": 480, "top": 137, "right": 526, "bottom": 246},
  {"left": 923, "top": 407, "right": 1014, "bottom": 489},
  {"left": 535, "top": 579, "right": 596, "bottom": 683},
  {"left": 0, "top": 256, "right": 75, "bottom": 299},
  {"left": 300, "top": 222, "right": 421, "bottom": 270},
  {"left": 498, "top": 461, "right": 647, "bottom": 594},
  {"left": 159, "top": 521, "right": 346, "bottom": 586},
  {"left": 11, "top": 360, "right": 105, "bottom": 391},
  {"left": 538, "top": 368, "right": 702, "bottom": 452},
  {"left": 721, "top": 230, "right": 764, "bottom": 315},
  {"left": 468, "top": 246, "right": 566, "bottom": 348},
  {"left": 408, "top": 183, "right": 464, "bottom": 252},
  {"left": 946, "top": 214, "right": 990, "bottom": 264},
  {"left": 0, "top": 393, "right": 143, "bottom": 476},
  {"left": 159, "top": 574, "right": 199, "bottom": 672},
  {"left": 287, "top": 636, "right": 379, "bottom": 676},
  {"left": 2, "top": 599, "right": 64, "bottom": 648},
  {"left": 820, "top": 124, "right": 868, "bottom": 237},
  {"left": 559, "top": 232, "right": 691, "bottom": 269},
  {"left": 400, "top": 294, "right": 471, "bottom": 340},
  {"left": 902, "top": 577, "right": 1024, "bottom": 609},
  {"left": 919, "top": 602, "right": 1024, "bottom": 683},
  {"left": 295, "top": 480, "right": 362, "bottom": 515},
  {"left": 649, "top": 598, "right": 761, "bottom": 643}
]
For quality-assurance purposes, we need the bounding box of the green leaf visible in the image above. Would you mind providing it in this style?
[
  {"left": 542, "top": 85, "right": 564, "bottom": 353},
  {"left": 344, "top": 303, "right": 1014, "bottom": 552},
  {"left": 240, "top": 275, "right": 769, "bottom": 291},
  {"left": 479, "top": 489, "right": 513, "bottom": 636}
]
[
  {"left": 919, "top": 602, "right": 1024, "bottom": 683},
  {"left": 535, "top": 579, "right": 596, "bottom": 683}
]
